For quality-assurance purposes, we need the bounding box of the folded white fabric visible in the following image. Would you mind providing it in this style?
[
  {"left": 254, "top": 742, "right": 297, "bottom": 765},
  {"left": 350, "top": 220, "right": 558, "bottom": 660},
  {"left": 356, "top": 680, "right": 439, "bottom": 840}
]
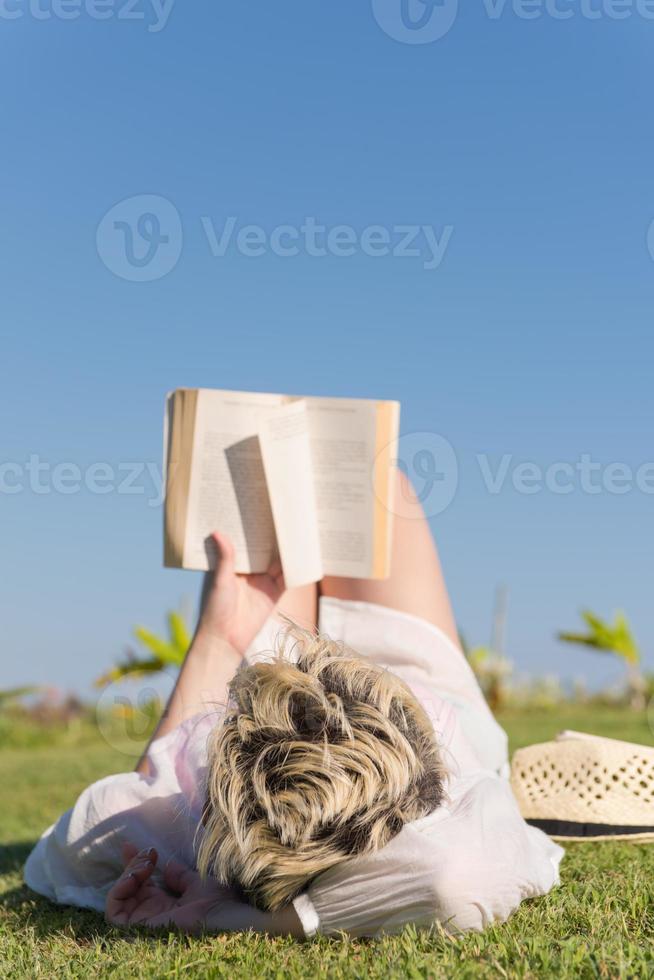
[
  {"left": 25, "top": 599, "right": 563, "bottom": 935},
  {"left": 510, "top": 731, "right": 654, "bottom": 841}
]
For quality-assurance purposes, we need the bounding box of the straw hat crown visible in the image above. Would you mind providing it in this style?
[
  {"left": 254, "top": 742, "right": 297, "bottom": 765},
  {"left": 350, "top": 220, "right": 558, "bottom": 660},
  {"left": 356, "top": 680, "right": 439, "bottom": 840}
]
[{"left": 510, "top": 730, "right": 654, "bottom": 841}]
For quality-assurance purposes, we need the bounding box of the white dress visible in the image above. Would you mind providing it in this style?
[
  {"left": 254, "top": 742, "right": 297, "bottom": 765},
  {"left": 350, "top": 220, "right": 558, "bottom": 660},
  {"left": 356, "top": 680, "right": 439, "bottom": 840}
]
[{"left": 24, "top": 598, "right": 564, "bottom": 937}]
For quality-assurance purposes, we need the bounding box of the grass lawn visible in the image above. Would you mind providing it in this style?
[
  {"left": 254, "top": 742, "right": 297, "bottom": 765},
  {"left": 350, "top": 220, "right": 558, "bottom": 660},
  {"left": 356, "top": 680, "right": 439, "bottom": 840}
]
[{"left": 1, "top": 705, "right": 653, "bottom": 978}]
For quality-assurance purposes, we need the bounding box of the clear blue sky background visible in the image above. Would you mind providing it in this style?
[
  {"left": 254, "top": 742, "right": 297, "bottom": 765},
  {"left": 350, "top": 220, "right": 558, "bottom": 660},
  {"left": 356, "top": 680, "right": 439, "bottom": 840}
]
[{"left": 1, "top": 2, "right": 653, "bottom": 696}]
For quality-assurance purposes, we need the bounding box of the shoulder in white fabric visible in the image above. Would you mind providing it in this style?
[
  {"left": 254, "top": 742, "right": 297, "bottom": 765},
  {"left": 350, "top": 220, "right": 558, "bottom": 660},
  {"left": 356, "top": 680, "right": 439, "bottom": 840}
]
[{"left": 302, "top": 773, "right": 563, "bottom": 938}]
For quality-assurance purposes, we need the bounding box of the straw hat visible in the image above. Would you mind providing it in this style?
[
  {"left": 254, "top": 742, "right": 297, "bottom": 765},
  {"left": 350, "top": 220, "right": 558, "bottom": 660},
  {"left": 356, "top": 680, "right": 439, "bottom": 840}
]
[{"left": 510, "top": 730, "right": 654, "bottom": 842}]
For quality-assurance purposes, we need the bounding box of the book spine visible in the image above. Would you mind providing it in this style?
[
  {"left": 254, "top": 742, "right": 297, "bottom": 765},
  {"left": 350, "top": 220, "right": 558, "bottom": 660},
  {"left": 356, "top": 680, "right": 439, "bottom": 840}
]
[{"left": 163, "top": 388, "right": 199, "bottom": 568}]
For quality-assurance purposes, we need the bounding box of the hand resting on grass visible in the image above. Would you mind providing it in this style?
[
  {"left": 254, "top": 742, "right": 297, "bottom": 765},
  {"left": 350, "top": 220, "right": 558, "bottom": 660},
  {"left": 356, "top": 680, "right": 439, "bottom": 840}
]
[{"left": 105, "top": 843, "right": 303, "bottom": 938}]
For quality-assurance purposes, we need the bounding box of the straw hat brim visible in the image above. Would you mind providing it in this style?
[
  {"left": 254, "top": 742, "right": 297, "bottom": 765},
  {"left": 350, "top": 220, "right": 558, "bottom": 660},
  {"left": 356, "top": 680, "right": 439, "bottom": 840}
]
[{"left": 549, "top": 833, "right": 654, "bottom": 843}]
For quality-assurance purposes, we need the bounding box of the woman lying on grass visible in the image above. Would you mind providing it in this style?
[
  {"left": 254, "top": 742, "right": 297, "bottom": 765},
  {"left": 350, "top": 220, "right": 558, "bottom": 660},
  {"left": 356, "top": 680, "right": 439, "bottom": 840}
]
[{"left": 25, "top": 472, "right": 563, "bottom": 938}]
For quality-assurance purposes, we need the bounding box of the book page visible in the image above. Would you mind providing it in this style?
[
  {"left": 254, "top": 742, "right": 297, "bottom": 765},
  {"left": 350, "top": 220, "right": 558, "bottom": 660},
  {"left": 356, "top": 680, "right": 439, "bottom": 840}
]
[
  {"left": 258, "top": 400, "right": 323, "bottom": 588},
  {"left": 182, "top": 389, "right": 284, "bottom": 572},
  {"left": 304, "top": 398, "right": 385, "bottom": 579}
]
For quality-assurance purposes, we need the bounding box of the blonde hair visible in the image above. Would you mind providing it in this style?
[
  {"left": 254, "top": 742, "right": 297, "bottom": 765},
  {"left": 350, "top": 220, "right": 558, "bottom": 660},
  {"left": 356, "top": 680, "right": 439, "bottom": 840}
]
[{"left": 197, "top": 625, "right": 445, "bottom": 911}]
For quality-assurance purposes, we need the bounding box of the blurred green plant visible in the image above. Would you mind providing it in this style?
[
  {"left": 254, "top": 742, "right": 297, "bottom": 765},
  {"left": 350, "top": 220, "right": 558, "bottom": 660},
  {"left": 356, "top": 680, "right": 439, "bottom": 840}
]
[
  {"left": 466, "top": 646, "right": 513, "bottom": 711},
  {"left": 0, "top": 688, "right": 89, "bottom": 749},
  {"left": 95, "top": 611, "right": 191, "bottom": 687},
  {"left": 0, "top": 686, "right": 39, "bottom": 708},
  {"left": 558, "top": 610, "right": 645, "bottom": 710}
]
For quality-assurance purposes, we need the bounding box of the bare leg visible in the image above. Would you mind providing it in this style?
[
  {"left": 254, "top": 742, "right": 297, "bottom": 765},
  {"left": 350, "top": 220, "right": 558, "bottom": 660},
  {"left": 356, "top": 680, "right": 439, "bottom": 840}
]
[
  {"left": 320, "top": 470, "right": 459, "bottom": 648},
  {"left": 274, "top": 583, "right": 318, "bottom": 631}
]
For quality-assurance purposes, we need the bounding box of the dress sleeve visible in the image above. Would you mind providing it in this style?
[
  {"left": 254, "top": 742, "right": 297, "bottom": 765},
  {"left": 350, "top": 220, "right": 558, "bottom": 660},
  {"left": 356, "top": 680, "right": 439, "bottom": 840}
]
[
  {"left": 23, "top": 712, "right": 219, "bottom": 912},
  {"left": 292, "top": 774, "right": 564, "bottom": 938}
]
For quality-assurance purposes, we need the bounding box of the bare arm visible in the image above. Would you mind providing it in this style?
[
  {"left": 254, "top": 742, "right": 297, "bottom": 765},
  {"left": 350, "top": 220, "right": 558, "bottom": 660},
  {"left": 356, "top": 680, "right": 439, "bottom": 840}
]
[
  {"left": 135, "top": 532, "right": 285, "bottom": 774},
  {"left": 124, "top": 534, "right": 304, "bottom": 934}
]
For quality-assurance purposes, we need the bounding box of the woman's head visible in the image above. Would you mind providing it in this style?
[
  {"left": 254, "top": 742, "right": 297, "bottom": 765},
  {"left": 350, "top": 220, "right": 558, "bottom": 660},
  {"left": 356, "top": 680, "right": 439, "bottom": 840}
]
[{"left": 197, "top": 626, "right": 445, "bottom": 910}]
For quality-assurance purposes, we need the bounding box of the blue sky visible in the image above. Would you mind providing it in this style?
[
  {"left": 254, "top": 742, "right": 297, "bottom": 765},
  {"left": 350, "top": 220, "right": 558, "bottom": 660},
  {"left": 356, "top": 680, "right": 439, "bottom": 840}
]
[{"left": 1, "top": 1, "right": 653, "bottom": 695}]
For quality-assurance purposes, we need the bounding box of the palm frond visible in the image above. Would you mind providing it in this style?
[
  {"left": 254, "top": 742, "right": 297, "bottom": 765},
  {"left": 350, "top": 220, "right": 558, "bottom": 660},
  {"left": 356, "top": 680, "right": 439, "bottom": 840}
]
[
  {"left": 95, "top": 656, "right": 164, "bottom": 688},
  {"left": 0, "top": 685, "right": 39, "bottom": 706},
  {"left": 558, "top": 609, "right": 640, "bottom": 665},
  {"left": 95, "top": 608, "right": 192, "bottom": 687},
  {"left": 132, "top": 626, "right": 177, "bottom": 661},
  {"left": 556, "top": 631, "right": 606, "bottom": 650},
  {"left": 167, "top": 611, "right": 191, "bottom": 658}
]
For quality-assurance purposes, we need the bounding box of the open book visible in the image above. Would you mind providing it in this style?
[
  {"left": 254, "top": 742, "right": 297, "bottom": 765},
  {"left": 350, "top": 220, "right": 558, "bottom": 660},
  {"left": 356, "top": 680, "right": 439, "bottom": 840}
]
[{"left": 163, "top": 388, "right": 400, "bottom": 588}]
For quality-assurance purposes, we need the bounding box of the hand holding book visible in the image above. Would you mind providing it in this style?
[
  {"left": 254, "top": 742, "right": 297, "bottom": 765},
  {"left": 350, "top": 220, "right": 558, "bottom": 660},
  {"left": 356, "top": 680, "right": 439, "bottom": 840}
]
[{"left": 196, "top": 531, "right": 285, "bottom": 654}]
